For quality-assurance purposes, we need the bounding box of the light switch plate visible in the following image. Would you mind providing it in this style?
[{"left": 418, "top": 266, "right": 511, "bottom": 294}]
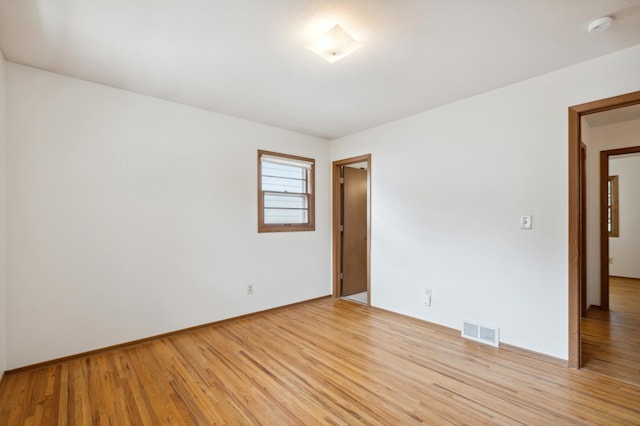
[
  {"left": 520, "top": 215, "right": 532, "bottom": 230},
  {"left": 424, "top": 289, "right": 432, "bottom": 306}
]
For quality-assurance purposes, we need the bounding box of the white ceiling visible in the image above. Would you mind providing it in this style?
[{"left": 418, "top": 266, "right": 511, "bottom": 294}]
[{"left": 1, "top": 1, "right": 640, "bottom": 139}]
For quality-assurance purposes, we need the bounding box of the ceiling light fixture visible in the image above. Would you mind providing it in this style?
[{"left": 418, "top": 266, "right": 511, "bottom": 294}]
[
  {"left": 587, "top": 16, "right": 614, "bottom": 34},
  {"left": 305, "top": 24, "right": 362, "bottom": 63}
]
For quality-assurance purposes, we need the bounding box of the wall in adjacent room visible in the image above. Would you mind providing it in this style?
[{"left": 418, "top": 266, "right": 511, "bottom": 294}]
[
  {"left": 609, "top": 154, "right": 640, "bottom": 279},
  {"left": 331, "top": 44, "right": 640, "bottom": 360},
  {"left": 6, "top": 63, "right": 331, "bottom": 368}
]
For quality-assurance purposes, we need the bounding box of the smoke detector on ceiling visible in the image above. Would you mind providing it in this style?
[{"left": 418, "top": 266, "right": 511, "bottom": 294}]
[{"left": 588, "top": 16, "right": 614, "bottom": 34}]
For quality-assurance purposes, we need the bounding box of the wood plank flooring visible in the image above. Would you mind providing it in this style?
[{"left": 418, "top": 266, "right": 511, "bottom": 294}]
[
  {"left": 1, "top": 297, "right": 640, "bottom": 425},
  {"left": 582, "top": 276, "right": 640, "bottom": 385}
]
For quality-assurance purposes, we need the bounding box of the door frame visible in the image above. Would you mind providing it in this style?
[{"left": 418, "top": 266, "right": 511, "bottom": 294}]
[
  {"left": 580, "top": 143, "right": 587, "bottom": 317},
  {"left": 568, "top": 90, "right": 640, "bottom": 368},
  {"left": 599, "top": 146, "right": 640, "bottom": 311},
  {"left": 332, "top": 154, "right": 372, "bottom": 306}
]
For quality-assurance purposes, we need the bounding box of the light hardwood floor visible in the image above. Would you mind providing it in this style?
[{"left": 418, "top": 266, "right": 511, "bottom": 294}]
[
  {"left": 582, "top": 276, "right": 640, "bottom": 385},
  {"left": 1, "top": 297, "right": 640, "bottom": 425}
]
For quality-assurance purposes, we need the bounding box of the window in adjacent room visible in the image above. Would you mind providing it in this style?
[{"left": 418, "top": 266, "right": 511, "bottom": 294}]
[
  {"left": 258, "top": 150, "right": 315, "bottom": 233},
  {"left": 607, "top": 175, "right": 619, "bottom": 237}
]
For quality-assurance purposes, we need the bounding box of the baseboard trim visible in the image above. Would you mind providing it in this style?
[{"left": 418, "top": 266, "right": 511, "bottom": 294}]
[
  {"left": 370, "top": 305, "right": 567, "bottom": 367},
  {"left": 500, "top": 343, "right": 567, "bottom": 367},
  {"left": 369, "top": 305, "right": 459, "bottom": 337},
  {"left": 609, "top": 275, "right": 640, "bottom": 282},
  {"left": 5, "top": 295, "right": 331, "bottom": 375}
]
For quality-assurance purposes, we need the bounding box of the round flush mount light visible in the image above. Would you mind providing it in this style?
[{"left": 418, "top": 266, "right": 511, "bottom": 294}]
[{"left": 588, "top": 16, "right": 614, "bottom": 34}]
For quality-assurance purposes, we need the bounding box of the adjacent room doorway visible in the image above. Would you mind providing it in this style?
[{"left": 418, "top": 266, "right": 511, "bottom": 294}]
[
  {"left": 598, "top": 146, "right": 640, "bottom": 311},
  {"left": 580, "top": 147, "right": 640, "bottom": 384},
  {"left": 332, "top": 155, "right": 371, "bottom": 306},
  {"left": 568, "top": 90, "right": 640, "bottom": 369}
]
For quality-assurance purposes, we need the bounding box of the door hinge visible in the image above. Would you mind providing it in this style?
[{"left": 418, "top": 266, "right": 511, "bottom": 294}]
[
  {"left": 340, "top": 225, "right": 344, "bottom": 232},
  {"left": 340, "top": 272, "right": 344, "bottom": 280},
  {"left": 340, "top": 177, "right": 344, "bottom": 184}
]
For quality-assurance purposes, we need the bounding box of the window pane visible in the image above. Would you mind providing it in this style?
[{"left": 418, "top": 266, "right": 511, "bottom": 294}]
[
  {"left": 264, "top": 208, "right": 308, "bottom": 224},
  {"left": 262, "top": 162, "right": 308, "bottom": 193},
  {"left": 262, "top": 162, "right": 306, "bottom": 180},
  {"left": 265, "top": 193, "right": 308, "bottom": 209},
  {"left": 262, "top": 175, "right": 306, "bottom": 193}
]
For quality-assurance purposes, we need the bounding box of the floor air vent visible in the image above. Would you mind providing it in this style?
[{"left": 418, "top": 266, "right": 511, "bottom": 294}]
[{"left": 462, "top": 320, "right": 499, "bottom": 347}]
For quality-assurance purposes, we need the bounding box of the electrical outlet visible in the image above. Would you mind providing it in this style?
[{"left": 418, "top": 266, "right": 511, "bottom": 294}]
[
  {"left": 424, "top": 289, "right": 432, "bottom": 306},
  {"left": 247, "top": 284, "right": 254, "bottom": 295},
  {"left": 520, "top": 215, "right": 532, "bottom": 230}
]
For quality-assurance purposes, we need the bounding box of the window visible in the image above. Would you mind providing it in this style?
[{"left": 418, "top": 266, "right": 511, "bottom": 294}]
[
  {"left": 607, "top": 175, "right": 619, "bottom": 237},
  {"left": 258, "top": 150, "right": 315, "bottom": 232}
]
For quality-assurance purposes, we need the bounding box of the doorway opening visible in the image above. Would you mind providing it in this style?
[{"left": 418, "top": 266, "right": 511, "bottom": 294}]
[
  {"left": 598, "top": 147, "right": 640, "bottom": 311},
  {"left": 568, "top": 90, "right": 640, "bottom": 369},
  {"left": 332, "top": 154, "right": 371, "bottom": 306},
  {"left": 580, "top": 147, "right": 640, "bottom": 383}
]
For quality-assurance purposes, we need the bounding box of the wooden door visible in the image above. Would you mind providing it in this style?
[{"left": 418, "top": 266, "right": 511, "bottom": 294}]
[{"left": 342, "top": 167, "right": 367, "bottom": 296}]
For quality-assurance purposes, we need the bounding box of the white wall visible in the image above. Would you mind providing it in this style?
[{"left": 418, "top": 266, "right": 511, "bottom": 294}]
[
  {"left": 583, "top": 118, "right": 640, "bottom": 305},
  {"left": 331, "top": 44, "right": 640, "bottom": 360},
  {"left": 0, "top": 50, "right": 7, "bottom": 374},
  {"left": 610, "top": 154, "right": 640, "bottom": 279},
  {"left": 6, "top": 64, "right": 331, "bottom": 369}
]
